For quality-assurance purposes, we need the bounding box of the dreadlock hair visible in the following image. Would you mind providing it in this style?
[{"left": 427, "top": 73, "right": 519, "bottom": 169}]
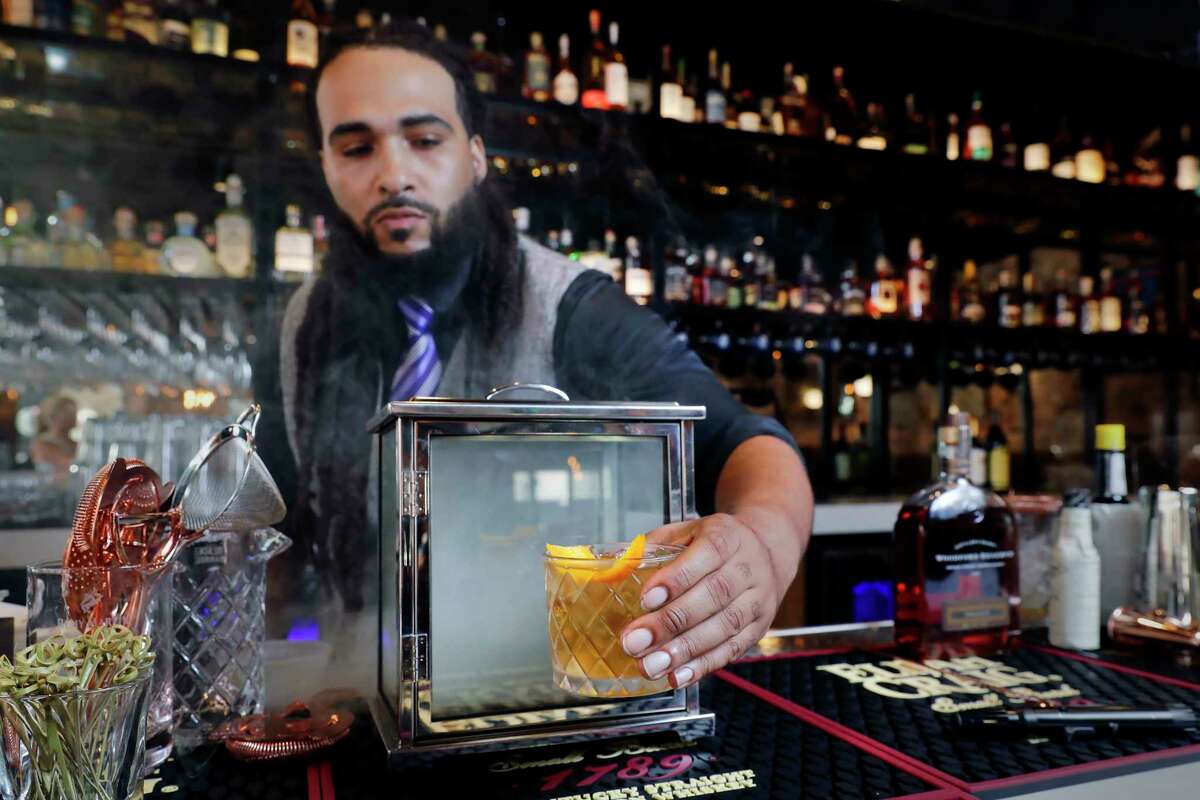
[{"left": 289, "top": 18, "right": 523, "bottom": 611}]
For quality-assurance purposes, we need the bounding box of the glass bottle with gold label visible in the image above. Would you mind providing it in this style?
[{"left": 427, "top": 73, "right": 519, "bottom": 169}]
[{"left": 109, "top": 207, "right": 145, "bottom": 273}]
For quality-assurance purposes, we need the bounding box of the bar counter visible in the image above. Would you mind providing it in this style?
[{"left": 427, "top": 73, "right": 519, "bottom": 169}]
[{"left": 141, "top": 623, "right": 1200, "bottom": 800}]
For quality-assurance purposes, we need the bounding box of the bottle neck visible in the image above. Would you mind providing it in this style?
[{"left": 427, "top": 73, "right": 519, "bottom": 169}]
[{"left": 1094, "top": 449, "right": 1128, "bottom": 502}]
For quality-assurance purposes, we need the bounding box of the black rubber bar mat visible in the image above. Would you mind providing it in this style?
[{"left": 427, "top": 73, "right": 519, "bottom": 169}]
[
  {"left": 723, "top": 644, "right": 1200, "bottom": 789},
  {"left": 143, "top": 674, "right": 936, "bottom": 800}
]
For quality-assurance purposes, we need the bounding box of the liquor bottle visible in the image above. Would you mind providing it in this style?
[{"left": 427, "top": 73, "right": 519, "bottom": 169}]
[
  {"left": 856, "top": 102, "right": 887, "bottom": 151},
  {"left": 604, "top": 21, "right": 627, "bottom": 111},
  {"left": 287, "top": 0, "right": 320, "bottom": 70},
  {"left": 191, "top": 0, "right": 229, "bottom": 57},
  {"left": 954, "top": 259, "right": 986, "bottom": 323},
  {"left": 71, "top": 0, "right": 105, "bottom": 36},
  {"left": 658, "top": 44, "right": 681, "bottom": 121},
  {"left": 5, "top": 200, "right": 50, "bottom": 267},
  {"left": 1021, "top": 272, "right": 1045, "bottom": 327},
  {"left": 965, "top": 91, "right": 992, "bottom": 161},
  {"left": 759, "top": 254, "right": 782, "bottom": 310},
  {"left": 1050, "top": 117, "right": 1076, "bottom": 179},
  {"left": 893, "top": 412, "right": 1020, "bottom": 658},
  {"left": 986, "top": 415, "right": 1010, "bottom": 493},
  {"left": 905, "top": 237, "right": 933, "bottom": 321},
  {"left": 108, "top": 207, "right": 144, "bottom": 273},
  {"left": 1078, "top": 275, "right": 1100, "bottom": 334},
  {"left": 1024, "top": 117, "right": 1051, "bottom": 171},
  {"left": 1124, "top": 275, "right": 1150, "bottom": 335},
  {"left": 274, "top": 204, "right": 314, "bottom": 277},
  {"left": 1098, "top": 268, "right": 1122, "bottom": 332},
  {"left": 827, "top": 65, "right": 856, "bottom": 146},
  {"left": 552, "top": 34, "right": 578, "bottom": 106},
  {"left": 710, "top": 251, "right": 731, "bottom": 308},
  {"left": 742, "top": 246, "right": 762, "bottom": 308},
  {"left": 122, "top": 1, "right": 158, "bottom": 45},
  {"left": 1089, "top": 423, "right": 1143, "bottom": 621},
  {"left": 901, "top": 94, "right": 932, "bottom": 155},
  {"left": 469, "top": 32, "right": 497, "bottom": 94},
  {"left": 945, "top": 113, "right": 960, "bottom": 161},
  {"left": 726, "top": 251, "right": 744, "bottom": 309},
  {"left": 1177, "top": 124, "right": 1199, "bottom": 192},
  {"left": 1102, "top": 139, "right": 1121, "bottom": 187},
  {"left": 690, "top": 244, "right": 714, "bottom": 306},
  {"left": 1074, "top": 134, "right": 1105, "bottom": 184},
  {"left": 522, "top": 32, "right": 551, "bottom": 102},
  {"left": 1094, "top": 425, "right": 1131, "bottom": 505},
  {"left": 215, "top": 174, "right": 254, "bottom": 278},
  {"left": 623, "top": 236, "right": 651, "bottom": 305},
  {"left": 142, "top": 219, "right": 165, "bottom": 272},
  {"left": 354, "top": 4, "right": 372, "bottom": 28},
  {"left": 1050, "top": 269, "right": 1077, "bottom": 329},
  {"left": 784, "top": 70, "right": 821, "bottom": 139},
  {"left": 704, "top": 49, "right": 726, "bottom": 125},
  {"left": 720, "top": 62, "right": 735, "bottom": 128},
  {"left": 158, "top": 0, "right": 191, "bottom": 50},
  {"left": 61, "top": 203, "right": 108, "bottom": 270},
  {"left": 798, "top": 254, "right": 831, "bottom": 314},
  {"left": 994, "top": 267, "right": 1021, "bottom": 329},
  {"left": 229, "top": 2, "right": 260, "bottom": 62},
  {"left": 678, "top": 62, "right": 697, "bottom": 124},
  {"left": 1126, "top": 127, "right": 1165, "bottom": 188},
  {"left": 663, "top": 242, "right": 690, "bottom": 304},
  {"left": 559, "top": 228, "right": 577, "bottom": 259},
  {"left": 45, "top": 191, "right": 72, "bottom": 264},
  {"left": 162, "top": 211, "right": 217, "bottom": 276},
  {"left": 545, "top": 229, "right": 560, "bottom": 253},
  {"left": 866, "top": 253, "right": 902, "bottom": 318},
  {"left": 315, "top": 0, "right": 335, "bottom": 42},
  {"left": 998, "top": 122, "right": 1018, "bottom": 168},
  {"left": 4, "top": 0, "right": 34, "bottom": 26},
  {"left": 581, "top": 9, "right": 607, "bottom": 110},
  {"left": 836, "top": 263, "right": 865, "bottom": 317},
  {"left": 734, "top": 84, "right": 759, "bottom": 133},
  {"left": 105, "top": 3, "right": 124, "bottom": 41}
]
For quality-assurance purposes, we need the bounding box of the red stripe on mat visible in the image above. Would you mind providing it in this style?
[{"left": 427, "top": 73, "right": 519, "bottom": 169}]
[
  {"left": 887, "top": 789, "right": 975, "bottom": 800},
  {"left": 320, "top": 761, "right": 335, "bottom": 800},
  {"left": 735, "top": 647, "right": 853, "bottom": 664},
  {"left": 1026, "top": 644, "right": 1200, "bottom": 693},
  {"left": 307, "top": 763, "right": 322, "bottom": 800},
  {"left": 715, "top": 668, "right": 971, "bottom": 792},
  {"left": 969, "top": 742, "right": 1200, "bottom": 792}
]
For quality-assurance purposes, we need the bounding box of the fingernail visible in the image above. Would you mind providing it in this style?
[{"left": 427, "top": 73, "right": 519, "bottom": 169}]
[
  {"left": 673, "top": 666, "right": 695, "bottom": 686},
  {"left": 642, "top": 586, "right": 668, "bottom": 611},
  {"left": 622, "top": 628, "right": 653, "bottom": 656},
  {"left": 643, "top": 651, "right": 671, "bottom": 678}
]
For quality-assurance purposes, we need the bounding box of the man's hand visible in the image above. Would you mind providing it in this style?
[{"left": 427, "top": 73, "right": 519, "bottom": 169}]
[{"left": 619, "top": 436, "right": 813, "bottom": 688}]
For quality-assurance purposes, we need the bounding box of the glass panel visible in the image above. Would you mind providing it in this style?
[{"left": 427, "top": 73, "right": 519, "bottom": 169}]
[
  {"left": 427, "top": 434, "right": 665, "bottom": 720},
  {"left": 379, "top": 425, "right": 398, "bottom": 716}
]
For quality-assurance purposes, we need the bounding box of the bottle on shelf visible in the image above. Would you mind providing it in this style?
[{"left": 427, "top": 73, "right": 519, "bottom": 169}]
[
  {"left": 603, "top": 21, "right": 627, "bottom": 111},
  {"left": 122, "top": 1, "right": 158, "bottom": 45},
  {"left": 1097, "top": 268, "right": 1123, "bottom": 332},
  {"left": 833, "top": 421, "right": 853, "bottom": 488},
  {"left": 657, "top": 44, "right": 681, "bottom": 121},
  {"left": 734, "top": 82, "right": 759, "bottom": 133},
  {"left": 275, "top": 203, "right": 315, "bottom": 278},
  {"left": 1021, "top": 271, "right": 1045, "bottom": 327},
  {"left": 3, "top": 200, "right": 50, "bottom": 267},
  {"left": 1126, "top": 127, "right": 1165, "bottom": 188},
  {"left": 1049, "top": 489, "right": 1101, "bottom": 650},
  {"left": 866, "top": 253, "right": 902, "bottom": 318},
  {"left": 1124, "top": 274, "right": 1150, "bottom": 335},
  {"left": 690, "top": 244, "right": 714, "bottom": 306},
  {"left": 719, "top": 62, "right": 735, "bottom": 128},
  {"left": 191, "top": 0, "right": 229, "bottom": 57},
  {"left": 1050, "top": 269, "right": 1078, "bottom": 329},
  {"left": 4, "top": 0, "right": 34, "bottom": 27},
  {"left": 623, "top": 236, "right": 651, "bottom": 305},
  {"left": 162, "top": 211, "right": 218, "bottom": 277},
  {"left": 663, "top": 241, "right": 691, "bottom": 304},
  {"left": 71, "top": 0, "right": 106, "bottom": 37},
  {"left": 142, "top": 219, "right": 165, "bottom": 273},
  {"left": 105, "top": 3, "right": 124, "bottom": 41},
  {"left": 522, "top": 32, "right": 551, "bottom": 102},
  {"left": 1050, "top": 117, "right": 1076, "bottom": 179},
  {"left": 158, "top": 0, "right": 192, "bottom": 50},
  {"left": 1024, "top": 118, "right": 1051, "bottom": 171},
  {"left": 798, "top": 254, "right": 831, "bottom": 314},
  {"left": 287, "top": 0, "right": 320, "bottom": 70},
  {"left": 678, "top": 62, "right": 697, "bottom": 124},
  {"left": 759, "top": 254, "right": 782, "bottom": 310},
  {"left": 856, "top": 102, "right": 888, "bottom": 151},
  {"left": 581, "top": 9, "right": 608, "bottom": 110},
  {"left": 61, "top": 204, "right": 108, "bottom": 271},
  {"left": 893, "top": 412, "right": 1020, "bottom": 658},
  {"left": 215, "top": 174, "right": 254, "bottom": 279},
  {"left": 986, "top": 414, "right": 1010, "bottom": 493},
  {"left": 559, "top": 228, "right": 577, "bottom": 259},
  {"left": 954, "top": 259, "right": 986, "bottom": 323},
  {"left": 229, "top": 3, "right": 260, "bottom": 62},
  {"left": 552, "top": 34, "right": 578, "bottom": 106},
  {"left": 469, "top": 32, "right": 497, "bottom": 94},
  {"left": 836, "top": 263, "right": 866, "bottom": 317},
  {"left": 965, "top": 91, "right": 992, "bottom": 161},
  {"left": 1103, "top": 139, "right": 1122, "bottom": 187},
  {"left": 900, "top": 94, "right": 932, "bottom": 156},
  {"left": 1078, "top": 275, "right": 1101, "bottom": 334},
  {"left": 998, "top": 122, "right": 1018, "bottom": 168},
  {"left": 905, "top": 237, "right": 933, "bottom": 321},
  {"left": 968, "top": 415, "right": 989, "bottom": 487},
  {"left": 945, "top": 113, "right": 961, "bottom": 161},
  {"left": 993, "top": 267, "right": 1022, "bottom": 329},
  {"left": 827, "top": 65, "right": 856, "bottom": 146},
  {"left": 1178, "top": 124, "right": 1200, "bottom": 192},
  {"left": 704, "top": 49, "right": 726, "bottom": 126},
  {"left": 108, "top": 207, "right": 144, "bottom": 273},
  {"left": 1074, "top": 134, "right": 1105, "bottom": 184}
]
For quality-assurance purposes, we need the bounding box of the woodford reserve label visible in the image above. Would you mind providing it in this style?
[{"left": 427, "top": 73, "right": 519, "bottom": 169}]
[{"left": 816, "top": 655, "right": 1082, "bottom": 714}]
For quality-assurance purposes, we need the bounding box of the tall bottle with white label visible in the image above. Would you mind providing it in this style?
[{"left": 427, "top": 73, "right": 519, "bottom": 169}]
[
  {"left": 603, "top": 21, "right": 627, "bottom": 111},
  {"left": 215, "top": 174, "right": 254, "bottom": 278},
  {"left": 287, "top": 0, "right": 319, "bottom": 70},
  {"left": 1049, "top": 489, "right": 1101, "bottom": 650},
  {"left": 275, "top": 204, "right": 314, "bottom": 279},
  {"left": 552, "top": 34, "right": 578, "bottom": 106}
]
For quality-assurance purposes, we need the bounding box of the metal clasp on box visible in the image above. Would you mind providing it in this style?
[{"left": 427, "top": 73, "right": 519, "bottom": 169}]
[
  {"left": 402, "top": 469, "right": 428, "bottom": 519},
  {"left": 402, "top": 633, "right": 429, "bottom": 682}
]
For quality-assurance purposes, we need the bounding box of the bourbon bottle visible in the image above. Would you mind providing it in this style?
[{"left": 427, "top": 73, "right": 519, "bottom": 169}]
[{"left": 893, "top": 413, "right": 1020, "bottom": 658}]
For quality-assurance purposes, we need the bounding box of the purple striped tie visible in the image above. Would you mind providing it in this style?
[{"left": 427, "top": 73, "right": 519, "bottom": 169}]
[{"left": 389, "top": 297, "right": 442, "bottom": 400}]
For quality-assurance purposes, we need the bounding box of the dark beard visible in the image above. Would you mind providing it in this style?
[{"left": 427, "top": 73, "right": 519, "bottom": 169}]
[{"left": 326, "top": 186, "right": 489, "bottom": 312}]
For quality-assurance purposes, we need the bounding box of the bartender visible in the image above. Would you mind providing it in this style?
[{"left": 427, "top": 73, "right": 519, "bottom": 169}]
[{"left": 269, "top": 20, "right": 813, "bottom": 691}]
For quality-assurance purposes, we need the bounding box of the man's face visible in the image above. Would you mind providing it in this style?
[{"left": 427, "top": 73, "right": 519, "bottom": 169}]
[{"left": 316, "top": 47, "right": 487, "bottom": 256}]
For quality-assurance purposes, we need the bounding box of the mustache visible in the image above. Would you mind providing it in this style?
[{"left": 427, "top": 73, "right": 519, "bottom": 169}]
[{"left": 362, "top": 196, "right": 440, "bottom": 231}]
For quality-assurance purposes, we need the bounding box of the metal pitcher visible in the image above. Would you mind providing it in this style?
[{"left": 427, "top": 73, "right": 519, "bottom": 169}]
[{"left": 1142, "top": 486, "right": 1200, "bottom": 626}]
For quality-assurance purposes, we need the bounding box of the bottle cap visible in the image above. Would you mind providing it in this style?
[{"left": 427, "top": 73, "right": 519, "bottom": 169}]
[{"left": 1095, "top": 424, "right": 1125, "bottom": 452}]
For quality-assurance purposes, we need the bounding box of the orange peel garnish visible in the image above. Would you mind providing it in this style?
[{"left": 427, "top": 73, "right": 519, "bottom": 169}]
[{"left": 592, "top": 534, "right": 646, "bottom": 584}]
